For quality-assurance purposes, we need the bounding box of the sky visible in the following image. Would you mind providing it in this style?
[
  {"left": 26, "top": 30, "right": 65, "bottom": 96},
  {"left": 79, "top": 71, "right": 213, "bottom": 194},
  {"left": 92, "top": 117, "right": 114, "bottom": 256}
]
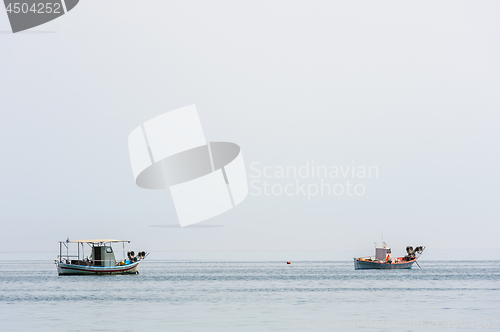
[{"left": 1, "top": 0, "right": 499, "bottom": 256}]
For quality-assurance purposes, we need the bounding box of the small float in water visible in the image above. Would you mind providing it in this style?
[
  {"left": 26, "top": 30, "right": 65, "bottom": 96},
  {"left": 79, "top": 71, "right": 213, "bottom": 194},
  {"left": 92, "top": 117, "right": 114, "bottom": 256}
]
[
  {"left": 354, "top": 243, "right": 425, "bottom": 270},
  {"left": 56, "top": 239, "right": 148, "bottom": 275}
]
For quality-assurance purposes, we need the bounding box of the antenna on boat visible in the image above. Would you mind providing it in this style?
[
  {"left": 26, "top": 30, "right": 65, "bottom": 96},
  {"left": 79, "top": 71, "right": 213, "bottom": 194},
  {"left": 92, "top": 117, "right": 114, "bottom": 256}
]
[{"left": 381, "top": 230, "right": 384, "bottom": 243}]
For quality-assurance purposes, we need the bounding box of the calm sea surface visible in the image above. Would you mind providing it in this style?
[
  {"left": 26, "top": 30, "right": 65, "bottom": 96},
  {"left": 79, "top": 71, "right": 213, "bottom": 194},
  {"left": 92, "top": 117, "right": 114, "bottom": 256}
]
[{"left": 0, "top": 260, "right": 499, "bottom": 331}]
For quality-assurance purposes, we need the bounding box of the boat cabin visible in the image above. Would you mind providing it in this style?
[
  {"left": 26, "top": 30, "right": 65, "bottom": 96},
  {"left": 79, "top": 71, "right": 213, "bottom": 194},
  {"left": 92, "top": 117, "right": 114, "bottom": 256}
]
[
  {"left": 93, "top": 245, "right": 115, "bottom": 267},
  {"left": 375, "top": 246, "right": 392, "bottom": 261}
]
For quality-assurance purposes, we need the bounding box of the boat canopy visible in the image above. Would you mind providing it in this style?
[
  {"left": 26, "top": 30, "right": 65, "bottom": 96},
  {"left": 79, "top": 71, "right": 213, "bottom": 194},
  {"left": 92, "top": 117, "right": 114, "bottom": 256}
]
[{"left": 59, "top": 239, "right": 130, "bottom": 244}]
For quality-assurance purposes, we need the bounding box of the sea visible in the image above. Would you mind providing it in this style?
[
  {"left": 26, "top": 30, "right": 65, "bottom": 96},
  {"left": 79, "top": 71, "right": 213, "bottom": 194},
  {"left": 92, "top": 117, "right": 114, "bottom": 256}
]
[{"left": 1, "top": 255, "right": 499, "bottom": 331}]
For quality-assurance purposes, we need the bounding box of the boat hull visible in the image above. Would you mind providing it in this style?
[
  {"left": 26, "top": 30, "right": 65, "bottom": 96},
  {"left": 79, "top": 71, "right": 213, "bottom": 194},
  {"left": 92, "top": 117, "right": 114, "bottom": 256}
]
[
  {"left": 354, "top": 258, "right": 416, "bottom": 270},
  {"left": 56, "top": 261, "right": 140, "bottom": 275}
]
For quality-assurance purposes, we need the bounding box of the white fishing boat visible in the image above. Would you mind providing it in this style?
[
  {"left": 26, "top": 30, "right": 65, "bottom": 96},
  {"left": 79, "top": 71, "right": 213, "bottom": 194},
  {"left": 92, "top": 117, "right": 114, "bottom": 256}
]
[{"left": 55, "top": 239, "right": 148, "bottom": 275}]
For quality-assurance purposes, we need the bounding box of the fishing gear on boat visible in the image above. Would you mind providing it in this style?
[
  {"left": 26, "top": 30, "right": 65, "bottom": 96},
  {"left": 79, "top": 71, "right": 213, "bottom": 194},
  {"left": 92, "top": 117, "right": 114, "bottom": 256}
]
[
  {"left": 127, "top": 250, "right": 148, "bottom": 262},
  {"left": 405, "top": 245, "right": 424, "bottom": 261}
]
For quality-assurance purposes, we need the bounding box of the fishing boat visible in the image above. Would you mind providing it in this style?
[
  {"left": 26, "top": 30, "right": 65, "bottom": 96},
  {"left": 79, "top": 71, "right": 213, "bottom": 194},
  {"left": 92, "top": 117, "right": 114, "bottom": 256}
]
[
  {"left": 354, "top": 243, "right": 425, "bottom": 270},
  {"left": 55, "top": 239, "right": 148, "bottom": 275}
]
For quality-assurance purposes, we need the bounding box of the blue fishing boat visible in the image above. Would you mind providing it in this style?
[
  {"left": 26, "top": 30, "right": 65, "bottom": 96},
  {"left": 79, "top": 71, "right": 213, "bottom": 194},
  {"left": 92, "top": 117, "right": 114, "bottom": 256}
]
[
  {"left": 354, "top": 243, "right": 425, "bottom": 270},
  {"left": 55, "top": 239, "right": 148, "bottom": 275}
]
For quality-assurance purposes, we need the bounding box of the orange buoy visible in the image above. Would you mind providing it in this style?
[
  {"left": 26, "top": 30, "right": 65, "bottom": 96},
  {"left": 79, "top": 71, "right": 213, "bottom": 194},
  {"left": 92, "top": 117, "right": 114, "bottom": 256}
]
[{"left": 287, "top": 261, "right": 291, "bottom": 264}]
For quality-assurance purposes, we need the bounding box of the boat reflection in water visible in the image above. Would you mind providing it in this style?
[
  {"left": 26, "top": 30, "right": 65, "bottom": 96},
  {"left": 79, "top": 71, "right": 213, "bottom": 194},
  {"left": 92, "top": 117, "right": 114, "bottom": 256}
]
[
  {"left": 354, "top": 243, "right": 425, "bottom": 270},
  {"left": 55, "top": 239, "right": 148, "bottom": 275}
]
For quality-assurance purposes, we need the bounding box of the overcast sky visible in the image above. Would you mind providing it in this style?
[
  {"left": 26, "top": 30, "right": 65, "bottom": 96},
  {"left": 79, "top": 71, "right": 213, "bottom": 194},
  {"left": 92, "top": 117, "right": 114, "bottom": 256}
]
[{"left": 1, "top": 0, "right": 499, "bottom": 255}]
